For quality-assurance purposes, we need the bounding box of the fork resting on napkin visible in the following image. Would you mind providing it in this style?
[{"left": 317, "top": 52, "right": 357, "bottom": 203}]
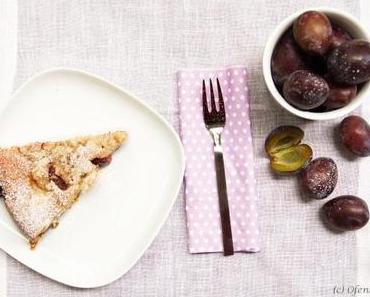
[{"left": 177, "top": 66, "right": 260, "bottom": 254}]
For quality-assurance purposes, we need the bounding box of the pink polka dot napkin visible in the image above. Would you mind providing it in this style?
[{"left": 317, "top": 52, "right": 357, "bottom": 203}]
[{"left": 177, "top": 66, "right": 260, "bottom": 254}]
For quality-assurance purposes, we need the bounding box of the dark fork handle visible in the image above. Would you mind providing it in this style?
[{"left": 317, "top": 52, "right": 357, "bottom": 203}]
[{"left": 214, "top": 150, "right": 234, "bottom": 256}]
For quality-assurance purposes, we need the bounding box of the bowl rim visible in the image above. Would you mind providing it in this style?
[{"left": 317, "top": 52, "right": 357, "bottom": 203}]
[{"left": 262, "top": 6, "right": 370, "bottom": 121}]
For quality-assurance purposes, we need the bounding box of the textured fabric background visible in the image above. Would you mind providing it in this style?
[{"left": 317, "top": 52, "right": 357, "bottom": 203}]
[
  {"left": 0, "top": 0, "right": 17, "bottom": 296},
  {"left": 3, "top": 0, "right": 363, "bottom": 296}
]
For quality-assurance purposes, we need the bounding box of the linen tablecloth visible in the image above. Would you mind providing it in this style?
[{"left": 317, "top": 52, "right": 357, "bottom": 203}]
[
  {"left": 0, "top": 1, "right": 367, "bottom": 296},
  {"left": 0, "top": 1, "right": 17, "bottom": 296}
]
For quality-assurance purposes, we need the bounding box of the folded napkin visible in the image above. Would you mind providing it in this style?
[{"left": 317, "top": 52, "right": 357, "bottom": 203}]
[{"left": 177, "top": 66, "right": 260, "bottom": 254}]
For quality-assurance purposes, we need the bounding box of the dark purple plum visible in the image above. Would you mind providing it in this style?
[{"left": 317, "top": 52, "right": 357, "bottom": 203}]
[
  {"left": 339, "top": 115, "right": 370, "bottom": 157},
  {"left": 293, "top": 11, "right": 333, "bottom": 55},
  {"left": 327, "top": 40, "right": 370, "bottom": 85},
  {"left": 299, "top": 158, "right": 338, "bottom": 199},
  {"left": 323, "top": 195, "right": 369, "bottom": 231},
  {"left": 330, "top": 25, "right": 352, "bottom": 50},
  {"left": 271, "top": 30, "right": 309, "bottom": 86},
  {"left": 322, "top": 79, "right": 357, "bottom": 110},
  {"left": 283, "top": 70, "right": 329, "bottom": 110}
]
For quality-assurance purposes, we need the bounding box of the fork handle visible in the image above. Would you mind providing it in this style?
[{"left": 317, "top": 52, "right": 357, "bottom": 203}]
[{"left": 213, "top": 149, "right": 234, "bottom": 256}]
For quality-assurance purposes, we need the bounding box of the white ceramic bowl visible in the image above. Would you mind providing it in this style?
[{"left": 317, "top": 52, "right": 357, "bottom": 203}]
[{"left": 263, "top": 7, "right": 370, "bottom": 121}]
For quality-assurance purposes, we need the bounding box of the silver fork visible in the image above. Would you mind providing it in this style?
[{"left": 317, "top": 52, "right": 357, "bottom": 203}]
[{"left": 202, "top": 78, "right": 234, "bottom": 256}]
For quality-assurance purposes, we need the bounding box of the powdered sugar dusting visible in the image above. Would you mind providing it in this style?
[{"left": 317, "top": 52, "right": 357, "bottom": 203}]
[{"left": 71, "top": 145, "right": 96, "bottom": 173}]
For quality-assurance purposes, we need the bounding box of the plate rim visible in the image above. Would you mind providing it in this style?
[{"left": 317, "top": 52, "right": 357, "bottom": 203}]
[{"left": 0, "top": 67, "right": 185, "bottom": 288}]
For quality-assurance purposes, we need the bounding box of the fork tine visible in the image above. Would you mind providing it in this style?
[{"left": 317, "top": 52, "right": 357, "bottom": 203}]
[
  {"left": 216, "top": 78, "right": 225, "bottom": 118},
  {"left": 202, "top": 80, "right": 209, "bottom": 117},
  {"left": 209, "top": 79, "right": 216, "bottom": 112}
]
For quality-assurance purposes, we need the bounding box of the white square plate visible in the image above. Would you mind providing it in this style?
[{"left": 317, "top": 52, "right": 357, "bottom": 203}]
[{"left": 0, "top": 69, "right": 185, "bottom": 288}]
